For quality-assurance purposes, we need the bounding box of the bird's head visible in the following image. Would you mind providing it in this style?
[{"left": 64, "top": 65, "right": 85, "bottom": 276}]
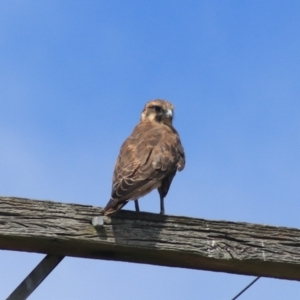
[{"left": 141, "top": 99, "right": 174, "bottom": 126}]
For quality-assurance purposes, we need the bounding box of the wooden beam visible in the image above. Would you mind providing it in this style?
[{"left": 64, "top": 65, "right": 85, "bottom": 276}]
[
  {"left": 6, "top": 254, "right": 64, "bottom": 300},
  {"left": 1, "top": 196, "right": 300, "bottom": 281}
]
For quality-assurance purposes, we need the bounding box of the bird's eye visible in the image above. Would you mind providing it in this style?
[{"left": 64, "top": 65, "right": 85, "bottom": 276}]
[{"left": 153, "top": 106, "right": 162, "bottom": 112}]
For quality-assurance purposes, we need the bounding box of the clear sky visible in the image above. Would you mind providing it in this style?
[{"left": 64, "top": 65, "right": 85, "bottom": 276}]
[{"left": 1, "top": 1, "right": 300, "bottom": 299}]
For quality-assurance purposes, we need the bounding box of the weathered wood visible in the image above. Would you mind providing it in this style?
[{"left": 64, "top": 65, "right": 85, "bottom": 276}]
[
  {"left": 6, "top": 254, "right": 64, "bottom": 300},
  {"left": 1, "top": 196, "right": 300, "bottom": 281}
]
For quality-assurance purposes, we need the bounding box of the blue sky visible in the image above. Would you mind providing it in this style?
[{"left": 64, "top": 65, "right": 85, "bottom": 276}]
[{"left": 1, "top": 1, "right": 300, "bottom": 299}]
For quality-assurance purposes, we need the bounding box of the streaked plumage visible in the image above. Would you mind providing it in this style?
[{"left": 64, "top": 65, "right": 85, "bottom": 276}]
[{"left": 103, "top": 99, "right": 185, "bottom": 216}]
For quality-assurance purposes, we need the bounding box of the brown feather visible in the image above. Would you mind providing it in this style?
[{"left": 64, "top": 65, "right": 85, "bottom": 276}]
[{"left": 104, "top": 99, "right": 185, "bottom": 215}]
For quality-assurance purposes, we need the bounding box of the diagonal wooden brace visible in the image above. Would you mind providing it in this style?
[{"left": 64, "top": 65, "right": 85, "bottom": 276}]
[{"left": 6, "top": 254, "right": 64, "bottom": 300}]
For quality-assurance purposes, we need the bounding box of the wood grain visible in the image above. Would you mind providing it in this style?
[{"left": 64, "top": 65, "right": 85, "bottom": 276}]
[{"left": 1, "top": 196, "right": 300, "bottom": 280}]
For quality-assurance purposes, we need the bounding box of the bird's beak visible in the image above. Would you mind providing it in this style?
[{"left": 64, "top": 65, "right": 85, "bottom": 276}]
[{"left": 165, "top": 109, "right": 173, "bottom": 118}]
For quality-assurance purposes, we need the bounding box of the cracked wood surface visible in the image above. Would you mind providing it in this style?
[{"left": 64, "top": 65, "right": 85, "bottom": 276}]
[{"left": 0, "top": 196, "right": 300, "bottom": 280}]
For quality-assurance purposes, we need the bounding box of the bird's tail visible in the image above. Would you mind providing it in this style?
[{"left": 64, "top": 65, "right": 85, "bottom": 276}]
[{"left": 103, "top": 198, "right": 128, "bottom": 216}]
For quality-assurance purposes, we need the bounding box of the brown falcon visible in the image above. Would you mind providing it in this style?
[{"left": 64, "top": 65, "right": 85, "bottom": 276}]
[{"left": 103, "top": 99, "right": 185, "bottom": 216}]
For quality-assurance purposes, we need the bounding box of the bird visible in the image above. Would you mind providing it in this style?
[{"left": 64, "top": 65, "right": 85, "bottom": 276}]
[{"left": 103, "top": 99, "right": 185, "bottom": 216}]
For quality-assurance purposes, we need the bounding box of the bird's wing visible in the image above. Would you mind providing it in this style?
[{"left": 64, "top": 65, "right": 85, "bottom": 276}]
[{"left": 110, "top": 121, "right": 182, "bottom": 202}]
